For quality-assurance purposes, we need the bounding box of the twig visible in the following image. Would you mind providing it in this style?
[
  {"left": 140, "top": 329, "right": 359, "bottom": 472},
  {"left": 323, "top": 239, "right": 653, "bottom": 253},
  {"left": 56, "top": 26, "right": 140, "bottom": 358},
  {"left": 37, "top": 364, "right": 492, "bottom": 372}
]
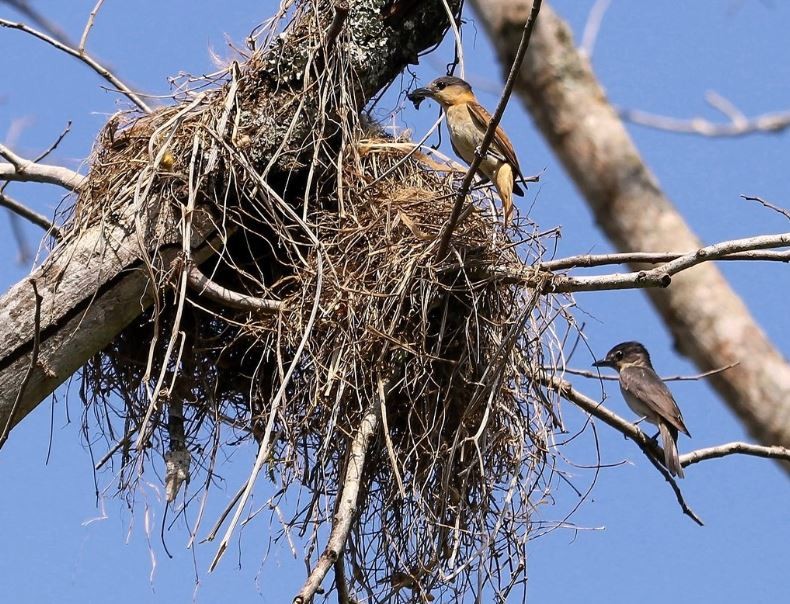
[
  {"left": 79, "top": 0, "right": 106, "bottom": 51},
  {"left": 538, "top": 372, "right": 703, "bottom": 525},
  {"left": 680, "top": 442, "right": 790, "bottom": 467},
  {"left": 435, "top": 0, "right": 542, "bottom": 259},
  {"left": 293, "top": 404, "right": 379, "bottom": 604},
  {"left": 0, "top": 17, "right": 152, "bottom": 113},
  {"left": 563, "top": 362, "right": 738, "bottom": 382},
  {"left": 0, "top": 190, "right": 60, "bottom": 238},
  {"left": 0, "top": 142, "right": 85, "bottom": 191},
  {"left": 0, "top": 279, "right": 42, "bottom": 449},
  {"left": 186, "top": 264, "right": 284, "bottom": 313},
  {"left": 579, "top": 0, "right": 611, "bottom": 59},
  {"left": 619, "top": 105, "right": 790, "bottom": 137},
  {"left": 741, "top": 194, "right": 790, "bottom": 222}
]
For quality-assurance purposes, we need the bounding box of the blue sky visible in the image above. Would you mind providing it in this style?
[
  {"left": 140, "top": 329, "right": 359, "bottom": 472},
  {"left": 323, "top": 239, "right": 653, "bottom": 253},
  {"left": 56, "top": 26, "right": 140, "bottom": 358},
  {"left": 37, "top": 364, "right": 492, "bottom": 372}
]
[{"left": 1, "top": 1, "right": 788, "bottom": 602}]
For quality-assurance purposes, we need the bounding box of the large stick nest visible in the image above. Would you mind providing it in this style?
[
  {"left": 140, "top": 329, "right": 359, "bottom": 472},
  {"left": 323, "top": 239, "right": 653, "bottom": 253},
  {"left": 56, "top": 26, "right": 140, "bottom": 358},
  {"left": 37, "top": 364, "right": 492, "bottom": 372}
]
[{"left": 73, "top": 3, "right": 568, "bottom": 601}]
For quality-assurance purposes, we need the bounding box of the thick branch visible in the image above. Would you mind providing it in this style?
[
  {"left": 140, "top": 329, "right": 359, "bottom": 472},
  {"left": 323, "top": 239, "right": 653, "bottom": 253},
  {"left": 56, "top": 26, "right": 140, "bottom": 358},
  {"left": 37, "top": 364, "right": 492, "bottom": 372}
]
[{"left": 471, "top": 0, "right": 790, "bottom": 458}]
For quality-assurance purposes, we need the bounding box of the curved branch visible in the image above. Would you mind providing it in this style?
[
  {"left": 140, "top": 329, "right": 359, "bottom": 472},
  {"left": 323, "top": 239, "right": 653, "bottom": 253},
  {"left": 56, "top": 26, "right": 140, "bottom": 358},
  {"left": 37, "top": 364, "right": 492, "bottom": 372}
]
[
  {"left": 0, "top": 17, "right": 151, "bottom": 113},
  {"left": 680, "top": 442, "right": 790, "bottom": 467},
  {"left": 0, "top": 143, "right": 85, "bottom": 191},
  {"left": 186, "top": 264, "right": 283, "bottom": 313}
]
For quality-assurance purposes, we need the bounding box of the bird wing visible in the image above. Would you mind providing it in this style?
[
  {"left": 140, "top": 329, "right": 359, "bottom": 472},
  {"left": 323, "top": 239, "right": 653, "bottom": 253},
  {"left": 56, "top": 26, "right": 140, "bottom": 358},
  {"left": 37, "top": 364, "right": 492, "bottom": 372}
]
[
  {"left": 466, "top": 102, "right": 523, "bottom": 178},
  {"left": 619, "top": 366, "right": 690, "bottom": 436}
]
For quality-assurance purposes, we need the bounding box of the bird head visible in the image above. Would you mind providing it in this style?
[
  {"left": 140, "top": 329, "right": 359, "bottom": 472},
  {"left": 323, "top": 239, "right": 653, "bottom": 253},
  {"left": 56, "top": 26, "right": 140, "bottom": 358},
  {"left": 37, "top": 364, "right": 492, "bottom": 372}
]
[
  {"left": 593, "top": 341, "right": 652, "bottom": 372},
  {"left": 408, "top": 76, "right": 474, "bottom": 109}
]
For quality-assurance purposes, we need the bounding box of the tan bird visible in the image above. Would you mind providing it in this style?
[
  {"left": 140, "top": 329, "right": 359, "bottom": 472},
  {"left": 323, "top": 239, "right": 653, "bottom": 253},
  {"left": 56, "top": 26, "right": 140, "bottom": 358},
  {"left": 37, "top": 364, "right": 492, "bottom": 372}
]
[{"left": 408, "top": 75, "right": 525, "bottom": 226}]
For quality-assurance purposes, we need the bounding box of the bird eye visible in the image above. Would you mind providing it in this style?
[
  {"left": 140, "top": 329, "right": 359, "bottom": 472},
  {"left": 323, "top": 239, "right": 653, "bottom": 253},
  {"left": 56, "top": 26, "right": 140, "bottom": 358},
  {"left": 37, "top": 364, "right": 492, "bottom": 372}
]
[
  {"left": 614, "top": 350, "right": 623, "bottom": 360},
  {"left": 435, "top": 81, "right": 446, "bottom": 90}
]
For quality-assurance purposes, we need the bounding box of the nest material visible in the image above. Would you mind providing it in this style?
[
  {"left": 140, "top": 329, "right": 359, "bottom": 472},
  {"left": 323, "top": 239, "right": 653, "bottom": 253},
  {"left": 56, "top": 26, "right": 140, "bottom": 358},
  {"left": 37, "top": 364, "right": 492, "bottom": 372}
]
[{"left": 75, "top": 4, "right": 565, "bottom": 600}]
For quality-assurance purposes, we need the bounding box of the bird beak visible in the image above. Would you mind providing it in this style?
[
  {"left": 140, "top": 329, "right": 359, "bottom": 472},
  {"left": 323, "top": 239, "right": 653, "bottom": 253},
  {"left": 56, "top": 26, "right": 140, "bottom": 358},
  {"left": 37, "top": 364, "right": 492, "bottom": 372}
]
[
  {"left": 592, "top": 358, "right": 613, "bottom": 368},
  {"left": 407, "top": 87, "right": 433, "bottom": 109}
]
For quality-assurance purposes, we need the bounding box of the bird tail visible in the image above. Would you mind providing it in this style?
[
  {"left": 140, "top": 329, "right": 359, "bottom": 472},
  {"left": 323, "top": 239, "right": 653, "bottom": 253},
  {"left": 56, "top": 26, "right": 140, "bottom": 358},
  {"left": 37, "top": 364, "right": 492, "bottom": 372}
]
[
  {"left": 658, "top": 422, "right": 684, "bottom": 478},
  {"left": 494, "top": 163, "right": 515, "bottom": 226}
]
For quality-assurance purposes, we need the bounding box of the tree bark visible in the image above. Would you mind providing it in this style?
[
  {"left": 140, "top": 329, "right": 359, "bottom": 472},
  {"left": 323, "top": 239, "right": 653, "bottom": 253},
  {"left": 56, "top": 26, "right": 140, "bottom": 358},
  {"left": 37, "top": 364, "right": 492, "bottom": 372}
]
[
  {"left": 0, "top": 0, "right": 461, "bottom": 438},
  {"left": 470, "top": 0, "right": 790, "bottom": 451}
]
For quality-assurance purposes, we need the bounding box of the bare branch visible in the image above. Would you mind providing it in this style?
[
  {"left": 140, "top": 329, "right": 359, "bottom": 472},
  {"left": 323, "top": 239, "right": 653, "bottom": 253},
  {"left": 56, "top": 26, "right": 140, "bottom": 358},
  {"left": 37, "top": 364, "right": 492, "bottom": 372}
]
[
  {"left": 562, "top": 362, "right": 738, "bottom": 382},
  {"left": 579, "top": 0, "right": 611, "bottom": 59},
  {"left": 0, "top": 279, "right": 42, "bottom": 449},
  {"left": 435, "top": 0, "right": 542, "bottom": 258},
  {"left": 79, "top": 0, "right": 106, "bottom": 51},
  {"left": 619, "top": 105, "right": 790, "bottom": 137},
  {"left": 540, "top": 249, "right": 790, "bottom": 271},
  {"left": 186, "top": 264, "right": 284, "bottom": 313},
  {"left": 0, "top": 190, "right": 60, "bottom": 237},
  {"left": 741, "top": 194, "right": 790, "bottom": 222},
  {"left": 0, "top": 143, "right": 85, "bottom": 190},
  {"left": 0, "top": 17, "right": 152, "bottom": 113},
  {"left": 680, "top": 442, "right": 790, "bottom": 467},
  {"left": 538, "top": 232, "right": 790, "bottom": 293},
  {"left": 293, "top": 404, "right": 379, "bottom": 604}
]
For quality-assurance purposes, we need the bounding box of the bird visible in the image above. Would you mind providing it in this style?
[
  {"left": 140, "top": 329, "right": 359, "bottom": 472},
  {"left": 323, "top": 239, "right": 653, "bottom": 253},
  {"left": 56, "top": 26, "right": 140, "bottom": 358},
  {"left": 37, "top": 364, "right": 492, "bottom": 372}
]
[
  {"left": 408, "top": 75, "right": 525, "bottom": 226},
  {"left": 593, "top": 341, "right": 691, "bottom": 478}
]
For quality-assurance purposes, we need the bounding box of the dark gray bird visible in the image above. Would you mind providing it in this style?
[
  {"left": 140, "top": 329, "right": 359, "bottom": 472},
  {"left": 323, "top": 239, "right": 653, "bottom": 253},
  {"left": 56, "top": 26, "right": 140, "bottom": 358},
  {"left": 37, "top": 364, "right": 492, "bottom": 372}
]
[{"left": 593, "top": 341, "right": 690, "bottom": 478}]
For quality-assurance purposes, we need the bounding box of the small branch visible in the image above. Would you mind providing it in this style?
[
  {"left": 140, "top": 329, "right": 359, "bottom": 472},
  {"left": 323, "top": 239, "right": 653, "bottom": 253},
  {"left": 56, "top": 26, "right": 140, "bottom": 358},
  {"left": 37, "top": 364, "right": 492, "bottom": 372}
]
[
  {"left": 680, "top": 442, "right": 790, "bottom": 468},
  {"left": 0, "top": 143, "right": 85, "bottom": 191},
  {"left": 334, "top": 556, "right": 352, "bottom": 604},
  {"left": 293, "top": 405, "right": 379, "bottom": 604},
  {"left": 0, "top": 279, "right": 42, "bottom": 449},
  {"left": 0, "top": 17, "right": 152, "bottom": 113},
  {"left": 186, "top": 264, "right": 284, "bottom": 313},
  {"left": 563, "top": 362, "right": 738, "bottom": 382},
  {"left": 0, "top": 190, "right": 60, "bottom": 238},
  {"left": 741, "top": 195, "right": 790, "bottom": 222},
  {"left": 435, "top": 0, "right": 542, "bottom": 259},
  {"left": 579, "top": 0, "right": 611, "bottom": 59},
  {"left": 79, "top": 0, "right": 106, "bottom": 51},
  {"left": 620, "top": 105, "right": 790, "bottom": 137},
  {"left": 537, "top": 232, "right": 790, "bottom": 293}
]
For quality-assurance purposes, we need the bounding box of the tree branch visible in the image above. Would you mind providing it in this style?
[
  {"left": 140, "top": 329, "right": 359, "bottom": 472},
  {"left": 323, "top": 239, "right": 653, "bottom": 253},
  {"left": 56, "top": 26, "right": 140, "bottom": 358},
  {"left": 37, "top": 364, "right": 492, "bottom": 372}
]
[
  {"left": 0, "top": 143, "right": 85, "bottom": 191},
  {"left": 293, "top": 404, "right": 378, "bottom": 604},
  {"left": 0, "top": 190, "right": 60, "bottom": 237},
  {"left": 186, "top": 264, "right": 283, "bottom": 313}
]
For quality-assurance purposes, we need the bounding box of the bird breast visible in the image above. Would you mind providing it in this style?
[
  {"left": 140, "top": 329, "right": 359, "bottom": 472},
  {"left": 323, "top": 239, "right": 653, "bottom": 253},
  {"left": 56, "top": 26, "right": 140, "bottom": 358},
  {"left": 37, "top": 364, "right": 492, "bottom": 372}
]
[{"left": 445, "top": 105, "right": 503, "bottom": 175}]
